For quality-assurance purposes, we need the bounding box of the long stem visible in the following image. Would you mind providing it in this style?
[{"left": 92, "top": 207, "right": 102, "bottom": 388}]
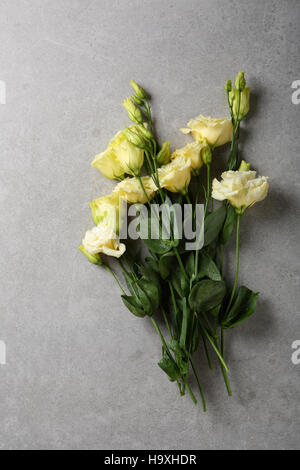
[
  {"left": 197, "top": 316, "right": 229, "bottom": 372},
  {"left": 216, "top": 335, "right": 232, "bottom": 396},
  {"left": 190, "top": 358, "right": 206, "bottom": 412},
  {"left": 151, "top": 317, "right": 197, "bottom": 405},
  {"left": 204, "top": 164, "right": 211, "bottom": 216},
  {"left": 173, "top": 246, "right": 189, "bottom": 282},
  {"left": 226, "top": 213, "right": 241, "bottom": 314},
  {"left": 104, "top": 265, "right": 126, "bottom": 295}
]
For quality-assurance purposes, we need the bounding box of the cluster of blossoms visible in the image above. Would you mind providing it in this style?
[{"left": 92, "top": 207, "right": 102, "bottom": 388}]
[{"left": 79, "top": 74, "right": 269, "bottom": 408}]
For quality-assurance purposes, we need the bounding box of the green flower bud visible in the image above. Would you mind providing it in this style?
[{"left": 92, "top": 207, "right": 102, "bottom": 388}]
[
  {"left": 78, "top": 245, "right": 103, "bottom": 265},
  {"left": 238, "top": 160, "right": 251, "bottom": 171},
  {"left": 123, "top": 98, "right": 143, "bottom": 124},
  {"left": 156, "top": 142, "right": 170, "bottom": 166},
  {"left": 202, "top": 144, "right": 213, "bottom": 166},
  {"left": 132, "top": 95, "right": 143, "bottom": 106},
  {"left": 235, "top": 71, "right": 246, "bottom": 91},
  {"left": 130, "top": 80, "right": 147, "bottom": 99},
  {"left": 229, "top": 87, "right": 250, "bottom": 121},
  {"left": 225, "top": 79, "right": 232, "bottom": 92},
  {"left": 123, "top": 127, "right": 146, "bottom": 149},
  {"left": 137, "top": 124, "right": 153, "bottom": 140}
]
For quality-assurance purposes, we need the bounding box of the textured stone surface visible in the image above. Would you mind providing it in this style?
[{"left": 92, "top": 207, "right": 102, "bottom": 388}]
[{"left": 0, "top": 0, "right": 299, "bottom": 450}]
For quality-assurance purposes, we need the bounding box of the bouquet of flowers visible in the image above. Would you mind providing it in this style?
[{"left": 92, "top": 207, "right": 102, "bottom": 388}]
[{"left": 79, "top": 72, "right": 269, "bottom": 409}]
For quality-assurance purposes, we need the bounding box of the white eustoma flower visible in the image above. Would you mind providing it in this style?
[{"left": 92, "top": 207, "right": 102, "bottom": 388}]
[
  {"left": 157, "top": 156, "right": 192, "bottom": 194},
  {"left": 212, "top": 170, "right": 269, "bottom": 213},
  {"left": 114, "top": 176, "right": 157, "bottom": 204},
  {"left": 180, "top": 115, "right": 233, "bottom": 147},
  {"left": 82, "top": 223, "right": 126, "bottom": 258}
]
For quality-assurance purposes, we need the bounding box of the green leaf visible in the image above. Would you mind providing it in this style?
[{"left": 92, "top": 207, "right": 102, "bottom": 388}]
[
  {"left": 158, "top": 350, "right": 181, "bottom": 381},
  {"left": 139, "top": 217, "right": 173, "bottom": 254},
  {"left": 185, "top": 252, "right": 195, "bottom": 278},
  {"left": 204, "top": 206, "right": 227, "bottom": 246},
  {"left": 197, "top": 252, "right": 222, "bottom": 281},
  {"left": 222, "top": 286, "right": 259, "bottom": 329},
  {"left": 121, "top": 295, "right": 147, "bottom": 318},
  {"left": 123, "top": 271, "right": 139, "bottom": 298},
  {"left": 172, "top": 266, "right": 189, "bottom": 298},
  {"left": 189, "top": 280, "right": 227, "bottom": 312},
  {"left": 169, "top": 340, "right": 189, "bottom": 376},
  {"left": 220, "top": 204, "right": 237, "bottom": 245},
  {"left": 139, "top": 279, "right": 160, "bottom": 315},
  {"left": 159, "top": 252, "right": 176, "bottom": 280},
  {"left": 145, "top": 256, "right": 159, "bottom": 273}
]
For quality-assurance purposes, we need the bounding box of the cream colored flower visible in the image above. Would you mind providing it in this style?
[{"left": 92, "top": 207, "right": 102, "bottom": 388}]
[
  {"left": 89, "top": 192, "right": 126, "bottom": 233},
  {"left": 91, "top": 147, "right": 125, "bottom": 180},
  {"left": 171, "top": 141, "right": 206, "bottom": 172},
  {"left": 114, "top": 176, "right": 156, "bottom": 204},
  {"left": 180, "top": 115, "right": 233, "bottom": 147},
  {"left": 91, "top": 129, "right": 144, "bottom": 179},
  {"left": 212, "top": 170, "right": 269, "bottom": 212},
  {"left": 82, "top": 223, "right": 126, "bottom": 258},
  {"left": 157, "top": 157, "right": 192, "bottom": 194}
]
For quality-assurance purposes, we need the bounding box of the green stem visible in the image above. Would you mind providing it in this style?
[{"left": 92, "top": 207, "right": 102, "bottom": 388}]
[
  {"left": 151, "top": 317, "right": 197, "bottom": 405},
  {"left": 204, "top": 164, "right": 211, "bottom": 216},
  {"left": 162, "top": 307, "right": 172, "bottom": 339},
  {"left": 226, "top": 213, "right": 241, "bottom": 314},
  {"left": 216, "top": 335, "right": 232, "bottom": 396},
  {"left": 197, "top": 316, "right": 229, "bottom": 372},
  {"left": 201, "top": 333, "right": 213, "bottom": 370},
  {"left": 173, "top": 246, "right": 189, "bottom": 282},
  {"left": 104, "top": 265, "right": 126, "bottom": 296},
  {"left": 190, "top": 358, "right": 206, "bottom": 411}
]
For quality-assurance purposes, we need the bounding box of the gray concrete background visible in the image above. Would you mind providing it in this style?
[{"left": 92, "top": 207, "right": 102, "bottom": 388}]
[{"left": 0, "top": 0, "right": 299, "bottom": 450}]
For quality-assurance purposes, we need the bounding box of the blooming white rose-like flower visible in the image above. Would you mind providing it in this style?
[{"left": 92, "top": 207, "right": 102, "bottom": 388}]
[
  {"left": 114, "top": 176, "right": 157, "bottom": 204},
  {"left": 171, "top": 141, "right": 206, "bottom": 173},
  {"left": 82, "top": 223, "right": 126, "bottom": 258},
  {"left": 212, "top": 170, "right": 269, "bottom": 213},
  {"left": 157, "top": 156, "right": 192, "bottom": 194},
  {"left": 180, "top": 115, "right": 233, "bottom": 147}
]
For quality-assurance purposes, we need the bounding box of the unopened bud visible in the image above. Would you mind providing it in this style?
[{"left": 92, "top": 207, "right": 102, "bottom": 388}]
[
  {"left": 156, "top": 142, "right": 170, "bottom": 166},
  {"left": 130, "top": 80, "right": 147, "bottom": 99},
  {"left": 132, "top": 95, "right": 143, "bottom": 106},
  {"left": 123, "top": 127, "right": 146, "bottom": 149},
  {"left": 235, "top": 71, "right": 246, "bottom": 91},
  {"left": 238, "top": 160, "right": 251, "bottom": 171},
  {"left": 202, "top": 145, "right": 212, "bottom": 166},
  {"left": 229, "top": 87, "right": 250, "bottom": 121},
  {"left": 137, "top": 124, "right": 153, "bottom": 140},
  {"left": 123, "top": 97, "right": 143, "bottom": 123},
  {"left": 78, "top": 245, "right": 103, "bottom": 265},
  {"left": 225, "top": 79, "right": 232, "bottom": 92}
]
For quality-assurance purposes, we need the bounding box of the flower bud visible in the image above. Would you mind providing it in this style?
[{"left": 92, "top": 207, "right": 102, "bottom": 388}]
[
  {"left": 137, "top": 124, "right": 153, "bottom": 140},
  {"left": 239, "top": 160, "right": 251, "bottom": 171},
  {"left": 123, "top": 127, "right": 146, "bottom": 149},
  {"left": 202, "top": 144, "right": 213, "bottom": 166},
  {"left": 229, "top": 87, "right": 250, "bottom": 121},
  {"left": 156, "top": 141, "right": 170, "bottom": 166},
  {"left": 132, "top": 95, "right": 143, "bottom": 106},
  {"left": 235, "top": 71, "right": 246, "bottom": 91},
  {"left": 78, "top": 245, "right": 103, "bottom": 265},
  {"left": 123, "top": 98, "right": 143, "bottom": 123},
  {"left": 130, "top": 80, "right": 147, "bottom": 99},
  {"left": 225, "top": 79, "right": 232, "bottom": 92}
]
